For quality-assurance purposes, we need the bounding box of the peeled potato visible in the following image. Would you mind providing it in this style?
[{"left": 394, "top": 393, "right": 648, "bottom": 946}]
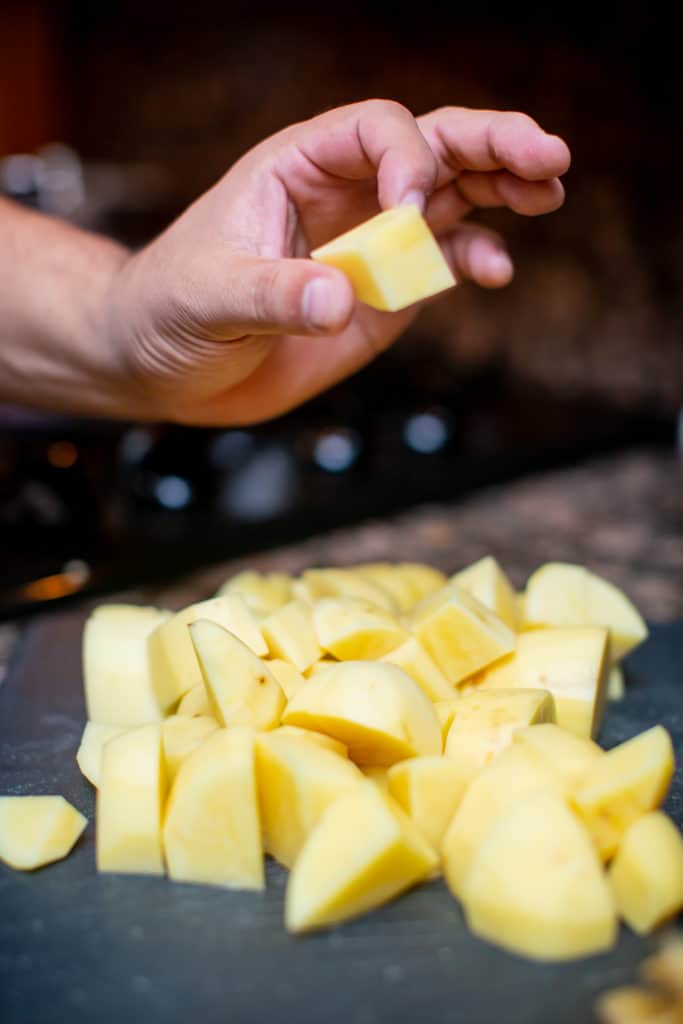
[
  {"left": 461, "top": 790, "right": 617, "bottom": 961},
  {"left": 388, "top": 756, "right": 468, "bottom": 853},
  {"left": 161, "top": 714, "right": 219, "bottom": 785},
  {"left": 76, "top": 722, "right": 127, "bottom": 787},
  {"left": 608, "top": 811, "right": 683, "bottom": 934},
  {"left": 513, "top": 723, "right": 602, "bottom": 788},
  {"left": 164, "top": 727, "right": 263, "bottom": 890},
  {"left": 217, "top": 570, "right": 293, "bottom": 616},
  {"left": 312, "top": 598, "right": 407, "bottom": 661},
  {"left": 285, "top": 781, "right": 437, "bottom": 933},
  {"left": 255, "top": 731, "right": 362, "bottom": 868},
  {"left": 190, "top": 619, "right": 285, "bottom": 731},
  {"left": 451, "top": 556, "right": 518, "bottom": 631},
  {"left": 0, "top": 796, "right": 87, "bottom": 871},
  {"left": 380, "top": 636, "right": 455, "bottom": 701},
  {"left": 572, "top": 725, "right": 675, "bottom": 860},
  {"left": 443, "top": 688, "right": 555, "bottom": 782},
  {"left": 283, "top": 661, "right": 442, "bottom": 767},
  {"left": 411, "top": 582, "right": 516, "bottom": 685},
  {"left": 523, "top": 562, "right": 648, "bottom": 663},
  {"left": 261, "top": 600, "right": 321, "bottom": 672}
]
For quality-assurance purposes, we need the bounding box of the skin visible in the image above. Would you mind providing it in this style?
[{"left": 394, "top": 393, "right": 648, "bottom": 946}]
[{"left": 0, "top": 100, "right": 570, "bottom": 425}]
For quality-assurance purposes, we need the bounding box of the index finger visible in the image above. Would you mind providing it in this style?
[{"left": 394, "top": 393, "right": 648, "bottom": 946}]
[
  {"left": 283, "top": 99, "right": 438, "bottom": 210},
  {"left": 418, "top": 107, "right": 571, "bottom": 188}
]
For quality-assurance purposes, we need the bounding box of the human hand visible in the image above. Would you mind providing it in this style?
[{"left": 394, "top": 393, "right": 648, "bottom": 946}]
[{"left": 107, "top": 101, "right": 570, "bottom": 425}]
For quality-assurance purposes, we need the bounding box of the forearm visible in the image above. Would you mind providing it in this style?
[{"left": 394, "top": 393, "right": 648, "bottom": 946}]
[{"left": 0, "top": 198, "right": 132, "bottom": 417}]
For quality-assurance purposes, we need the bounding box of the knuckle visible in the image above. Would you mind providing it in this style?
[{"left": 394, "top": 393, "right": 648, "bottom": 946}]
[{"left": 366, "top": 98, "right": 413, "bottom": 121}]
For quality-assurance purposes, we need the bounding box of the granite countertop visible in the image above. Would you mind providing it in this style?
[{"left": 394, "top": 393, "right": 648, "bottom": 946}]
[{"left": 1, "top": 447, "right": 681, "bottom": 679}]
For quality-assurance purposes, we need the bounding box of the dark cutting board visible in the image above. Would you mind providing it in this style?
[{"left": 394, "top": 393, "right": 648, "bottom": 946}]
[{"left": 1, "top": 608, "right": 681, "bottom": 1024}]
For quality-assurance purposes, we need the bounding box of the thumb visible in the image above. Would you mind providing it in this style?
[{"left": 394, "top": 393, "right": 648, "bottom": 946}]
[{"left": 225, "top": 256, "right": 356, "bottom": 336}]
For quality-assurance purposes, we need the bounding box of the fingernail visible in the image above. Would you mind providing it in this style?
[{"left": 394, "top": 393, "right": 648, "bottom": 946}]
[
  {"left": 302, "top": 277, "right": 343, "bottom": 331},
  {"left": 490, "top": 252, "right": 514, "bottom": 281},
  {"left": 399, "top": 189, "right": 426, "bottom": 213}
]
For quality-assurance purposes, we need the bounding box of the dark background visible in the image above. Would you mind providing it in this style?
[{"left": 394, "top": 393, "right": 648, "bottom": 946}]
[{"left": 1, "top": 0, "right": 681, "bottom": 615}]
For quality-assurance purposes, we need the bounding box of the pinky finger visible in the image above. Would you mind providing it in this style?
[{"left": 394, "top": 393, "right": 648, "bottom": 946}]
[{"left": 440, "top": 222, "right": 514, "bottom": 289}]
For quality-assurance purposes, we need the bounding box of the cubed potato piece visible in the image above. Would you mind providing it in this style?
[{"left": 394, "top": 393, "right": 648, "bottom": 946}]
[
  {"left": 641, "top": 940, "right": 683, "bottom": 996},
  {"left": 283, "top": 661, "right": 441, "bottom": 767},
  {"left": 261, "top": 600, "right": 321, "bottom": 672},
  {"left": 285, "top": 781, "right": 438, "bottom": 932},
  {"left": 451, "top": 556, "right": 518, "bottom": 631},
  {"left": 83, "top": 604, "right": 171, "bottom": 726},
  {"left": 148, "top": 594, "right": 268, "bottom": 708},
  {"left": 0, "top": 796, "right": 87, "bottom": 871},
  {"left": 388, "top": 756, "right": 468, "bottom": 852},
  {"left": 161, "top": 715, "right": 219, "bottom": 785},
  {"left": 255, "top": 731, "right": 362, "bottom": 868},
  {"left": 362, "top": 767, "right": 390, "bottom": 792},
  {"left": 96, "top": 723, "right": 165, "bottom": 876},
  {"left": 267, "top": 660, "right": 308, "bottom": 700},
  {"left": 164, "top": 727, "right": 263, "bottom": 890},
  {"left": 595, "top": 986, "right": 676, "bottom": 1024},
  {"left": 516, "top": 592, "right": 526, "bottom": 627},
  {"left": 475, "top": 626, "right": 610, "bottom": 738},
  {"left": 311, "top": 204, "right": 456, "bottom": 313},
  {"left": 313, "top": 598, "right": 407, "bottom": 661},
  {"left": 395, "top": 563, "right": 448, "bottom": 606},
  {"left": 433, "top": 699, "right": 460, "bottom": 744},
  {"left": 380, "top": 636, "right": 454, "bottom": 701},
  {"left": 411, "top": 582, "right": 516, "bottom": 685},
  {"left": 572, "top": 725, "right": 675, "bottom": 861},
  {"left": 176, "top": 683, "right": 211, "bottom": 718},
  {"left": 217, "top": 570, "right": 293, "bottom": 616},
  {"left": 304, "top": 659, "right": 338, "bottom": 680},
  {"left": 190, "top": 619, "right": 285, "bottom": 731},
  {"left": 442, "top": 743, "right": 566, "bottom": 897},
  {"left": 607, "top": 666, "right": 625, "bottom": 702},
  {"left": 444, "top": 689, "right": 555, "bottom": 782},
  {"left": 608, "top": 811, "right": 683, "bottom": 934},
  {"left": 461, "top": 791, "right": 617, "bottom": 961},
  {"left": 349, "top": 563, "right": 418, "bottom": 612},
  {"left": 76, "top": 722, "right": 127, "bottom": 787},
  {"left": 272, "top": 725, "right": 348, "bottom": 758},
  {"left": 300, "top": 568, "right": 397, "bottom": 612},
  {"left": 513, "top": 723, "right": 602, "bottom": 788},
  {"left": 523, "top": 562, "right": 648, "bottom": 663}
]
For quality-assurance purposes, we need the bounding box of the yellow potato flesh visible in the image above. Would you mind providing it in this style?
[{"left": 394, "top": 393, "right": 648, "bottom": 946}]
[
  {"left": 272, "top": 725, "right": 348, "bottom": 758},
  {"left": 513, "top": 723, "right": 602, "bottom": 788},
  {"left": 388, "top": 756, "right": 468, "bottom": 852},
  {"left": 96, "top": 723, "right": 165, "bottom": 876},
  {"left": 411, "top": 582, "right": 516, "bottom": 685},
  {"left": 267, "top": 660, "right": 307, "bottom": 700},
  {"left": 349, "top": 563, "right": 418, "bottom": 612},
  {"left": 312, "top": 598, "right": 407, "bottom": 661},
  {"left": 255, "top": 732, "right": 362, "bottom": 868},
  {"left": 433, "top": 698, "right": 460, "bottom": 743},
  {"left": 442, "top": 743, "right": 566, "bottom": 897},
  {"left": 163, "top": 727, "right": 263, "bottom": 890},
  {"left": 301, "top": 568, "right": 397, "bottom": 612},
  {"left": 595, "top": 987, "right": 675, "bottom": 1024},
  {"left": 395, "top": 563, "right": 448, "bottom": 605},
  {"left": 217, "top": 570, "right": 292, "bottom": 616},
  {"left": 607, "top": 666, "right": 625, "bottom": 702},
  {"left": 190, "top": 619, "right": 285, "bottom": 731},
  {"left": 83, "top": 604, "right": 171, "bottom": 726},
  {"left": 161, "top": 715, "right": 219, "bottom": 785},
  {"left": 476, "top": 626, "right": 609, "bottom": 738},
  {"left": 175, "top": 683, "right": 211, "bottom": 718},
  {"left": 362, "top": 767, "right": 390, "bottom": 792},
  {"left": 0, "top": 796, "right": 87, "bottom": 871},
  {"left": 285, "top": 781, "right": 438, "bottom": 932},
  {"left": 148, "top": 595, "right": 268, "bottom": 709},
  {"left": 523, "top": 562, "right": 648, "bottom": 663},
  {"left": 452, "top": 556, "right": 518, "bottom": 631},
  {"left": 380, "top": 636, "right": 455, "bottom": 701},
  {"left": 572, "top": 725, "right": 675, "bottom": 860},
  {"left": 283, "top": 661, "right": 442, "bottom": 767},
  {"left": 76, "top": 722, "right": 126, "bottom": 787},
  {"left": 444, "top": 689, "right": 555, "bottom": 782},
  {"left": 461, "top": 791, "right": 616, "bottom": 961},
  {"left": 608, "top": 811, "right": 683, "bottom": 934},
  {"left": 311, "top": 204, "right": 455, "bottom": 313},
  {"left": 261, "top": 600, "right": 321, "bottom": 672}
]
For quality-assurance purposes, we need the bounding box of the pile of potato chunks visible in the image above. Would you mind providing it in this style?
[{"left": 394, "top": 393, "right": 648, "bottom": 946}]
[{"left": 1, "top": 556, "right": 681, "bottom": 963}]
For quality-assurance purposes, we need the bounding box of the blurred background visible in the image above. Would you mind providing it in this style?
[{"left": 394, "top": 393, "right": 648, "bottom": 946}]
[{"left": 1, "top": 0, "right": 681, "bottom": 619}]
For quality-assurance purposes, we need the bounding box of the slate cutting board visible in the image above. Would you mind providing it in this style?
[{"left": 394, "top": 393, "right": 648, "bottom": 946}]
[{"left": 1, "top": 608, "right": 681, "bottom": 1024}]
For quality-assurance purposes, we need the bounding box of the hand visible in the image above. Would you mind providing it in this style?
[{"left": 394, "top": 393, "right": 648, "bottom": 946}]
[{"left": 107, "top": 100, "right": 570, "bottom": 425}]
